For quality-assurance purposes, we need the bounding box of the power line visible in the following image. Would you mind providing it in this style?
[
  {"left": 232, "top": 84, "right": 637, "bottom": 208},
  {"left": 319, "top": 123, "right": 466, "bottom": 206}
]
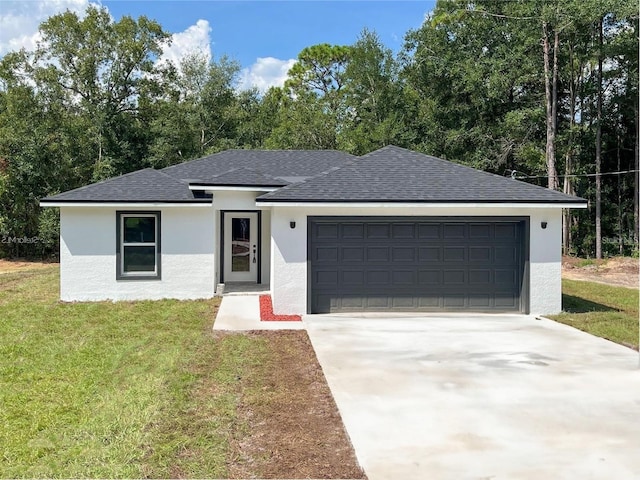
[{"left": 506, "top": 169, "right": 640, "bottom": 180}]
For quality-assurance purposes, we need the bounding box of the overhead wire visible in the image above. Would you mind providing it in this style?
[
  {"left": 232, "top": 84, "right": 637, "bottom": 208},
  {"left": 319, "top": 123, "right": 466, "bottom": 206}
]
[{"left": 505, "top": 169, "right": 640, "bottom": 180}]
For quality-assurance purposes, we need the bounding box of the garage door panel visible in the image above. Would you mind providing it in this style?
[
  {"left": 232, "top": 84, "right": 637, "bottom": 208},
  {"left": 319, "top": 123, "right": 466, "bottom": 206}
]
[
  {"left": 314, "top": 270, "right": 338, "bottom": 286},
  {"left": 495, "top": 224, "right": 517, "bottom": 239},
  {"left": 366, "top": 296, "right": 391, "bottom": 309},
  {"left": 418, "top": 223, "right": 440, "bottom": 239},
  {"left": 367, "top": 246, "right": 389, "bottom": 261},
  {"left": 469, "top": 269, "right": 491, "bottom": 284},
  {"left": 444, "top": 247, "right": 465, "bottom": 261},
  {"left": 443, "top": 270, "right": 465, "bottom": 284},
  {"left": 392, "top": 270, "right": 415, "bottom": 285},
  {"left": 391, "top": 296, "right": 415, "bottom": 308},
  {"left": 494, "top": 246, "right": 517, "bottom": 264},
  {"left": 310, "top": 218, "right": 525, "bottom": 313},
  {"left": 342, "top": 270, "right": 365, "bottom": 286},
  {"left": 367, "top": 270, "right": 391, "bottom": 285},
  {"left": 419, "top": 247, "right": 440, "bottom": 261},
  {"left": 469, "top": 246, "right": 491, "bottom": 262},
  {"left": 314, "top": 246, "right": 338, "bottom": 262},
  {"left": 469, "top": 223, "right": 491, "bottom": 239},
  {"left": 315, "top": 223, "right": 338, "bottom": 239},
  {"left": 367, "top": 223, "right": 390, "bottom": 238},
  {"left": 468, "top": 294, "right": 491, "bottom": 308},
  {"left": 392, "top": 223, "right": 415, "bottom": 239},
  {"left": 443, "top": 224, "right": 465, "bottom": 238},
  {"left": 341, "top": 223, "right": 364, "bottom": 239},
  {"left": 418, "top": 270, "right": 441, "bottom": 284},
  {"left": 341, "top": 246, "right": 364, "bottom": 262},
  {"left": 495, "top": 294, "right": 519, "bottom": 308},
  {"left": 443, "top": 295, "right": 466, "bottom": 308},
  {"left": 418, "top": 295, "right": 441, "bottom": 308},
  {"left": 495, "top": 269, "right": 517, "bottom": 286},
  {"left": 341, "top": 296, "right": 366, "bottom": 308},
  {"left": 313, "top": 294, "right": 336, "bottom": 312},
  {"left": 392, "top": 247, "right": 415, "bottom": 261}
]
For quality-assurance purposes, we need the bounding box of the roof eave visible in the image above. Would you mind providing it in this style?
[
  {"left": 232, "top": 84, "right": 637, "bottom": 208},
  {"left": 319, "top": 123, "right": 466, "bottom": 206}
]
[
  {"left": 40, "top": 200, "right": 212, "bottom": 208},
  {"left": 188, "top": 184, "right": 283, "bottom": 192},
  {"left": 254, "top": 200, "right": 588, "bottom": 209}
]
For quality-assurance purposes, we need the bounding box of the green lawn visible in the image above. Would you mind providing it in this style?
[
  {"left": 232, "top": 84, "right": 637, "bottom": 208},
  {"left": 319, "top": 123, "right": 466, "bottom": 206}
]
[
  {"left": 0, "top": 266, "right": 266, "bottom": 478},
  {"left": 550, "top": 279, "right": 639, "bottom": 350}
]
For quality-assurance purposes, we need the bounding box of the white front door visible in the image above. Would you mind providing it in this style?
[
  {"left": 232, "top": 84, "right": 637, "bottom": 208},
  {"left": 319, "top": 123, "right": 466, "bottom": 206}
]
[{"left": 224, "top": 213, "right": 258, "bottom": 282}]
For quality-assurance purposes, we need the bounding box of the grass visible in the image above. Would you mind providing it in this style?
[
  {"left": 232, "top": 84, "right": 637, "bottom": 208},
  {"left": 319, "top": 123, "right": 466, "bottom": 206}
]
[
  {"left": 549, "top": 279, "right": 639, "bottom": 350},
  {"left": 0, "top": 265, "right": 265, "bottom": 478},
  {"left": 577, "top": 258, "right": 598, "bottom": 268}
]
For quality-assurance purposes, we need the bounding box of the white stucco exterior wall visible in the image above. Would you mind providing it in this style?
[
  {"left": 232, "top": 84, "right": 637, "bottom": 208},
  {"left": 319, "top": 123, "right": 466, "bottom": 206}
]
[
  {"left": 60, "top": 206, "right": 215, "bottom": 301},
  {"left": 269, "top": 206, "right": 564, "bottom": 316}
]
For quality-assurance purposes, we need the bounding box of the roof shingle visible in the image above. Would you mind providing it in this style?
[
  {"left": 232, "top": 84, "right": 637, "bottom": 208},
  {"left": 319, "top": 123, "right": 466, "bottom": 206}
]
[
  {"left": 161, "top": 149, "right": 356, "bottom": 182},
  {"left": 257, "top": 145, "right": 586, "bottom": 204},
  {"left": 41, "top": 146, "right": 586, "bottom": 205},
  {"left": 41, "top": 169, "right": 208, "bottom": 203},
  {"left": 191, "top": 167, "right": 290, "bottom": 187}
]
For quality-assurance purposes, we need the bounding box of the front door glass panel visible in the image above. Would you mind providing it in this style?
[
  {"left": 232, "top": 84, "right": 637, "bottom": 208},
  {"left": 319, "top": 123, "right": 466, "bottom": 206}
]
[{"left": 231, "top": 217, "right": 250, "bottom": 272}]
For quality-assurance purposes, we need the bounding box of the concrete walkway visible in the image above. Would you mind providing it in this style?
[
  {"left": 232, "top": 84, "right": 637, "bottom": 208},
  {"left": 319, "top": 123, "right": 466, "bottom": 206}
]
[
  {"left": 213, "top": 294, "right": 304, "bottom": 331},
  {"left": 304, "top": 314, "right": 640, "bottom": 480}
]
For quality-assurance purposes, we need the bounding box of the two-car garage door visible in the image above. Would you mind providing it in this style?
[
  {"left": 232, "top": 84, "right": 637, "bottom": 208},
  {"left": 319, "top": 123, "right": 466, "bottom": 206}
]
[{"left": 309, "top": 217, "right": 527, "bottom": 313}]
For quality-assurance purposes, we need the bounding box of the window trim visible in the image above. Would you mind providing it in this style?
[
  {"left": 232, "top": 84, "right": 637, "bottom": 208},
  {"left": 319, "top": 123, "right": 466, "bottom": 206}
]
[{"left": 116, "top": 211, "right": 162, "bottom": 281}]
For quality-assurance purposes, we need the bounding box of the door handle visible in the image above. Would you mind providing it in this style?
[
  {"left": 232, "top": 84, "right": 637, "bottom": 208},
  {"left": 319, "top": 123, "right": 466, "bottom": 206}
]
[{"left": 252, "top": 245, "right": 257, "bottom": 263}]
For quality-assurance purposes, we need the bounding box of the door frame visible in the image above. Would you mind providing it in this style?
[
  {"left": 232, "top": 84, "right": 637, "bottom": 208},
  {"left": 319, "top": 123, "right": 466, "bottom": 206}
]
[{"left": 220, "top": 210, "right": 262, "bottom": 284}]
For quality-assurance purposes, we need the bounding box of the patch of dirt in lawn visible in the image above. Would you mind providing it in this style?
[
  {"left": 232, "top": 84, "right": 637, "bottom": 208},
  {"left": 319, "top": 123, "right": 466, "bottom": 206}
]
[
  {"left": 225, "top": 330, "right": 366, "bottom": 479},
  {"left": 562, "top": 256, "right": 638, "bottom": 289},
  {"left": 0, "top": 259, "right": 57, "bottom": 273}
]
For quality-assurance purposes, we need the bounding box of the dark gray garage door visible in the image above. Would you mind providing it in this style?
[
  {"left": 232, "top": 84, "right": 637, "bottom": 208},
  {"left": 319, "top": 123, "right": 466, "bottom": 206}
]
[{"left": 309, "top": 217, "right": 527, "bottom": 313}]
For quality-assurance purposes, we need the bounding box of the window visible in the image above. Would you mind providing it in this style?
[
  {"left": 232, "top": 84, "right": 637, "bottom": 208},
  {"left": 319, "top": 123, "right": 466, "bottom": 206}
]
[{"left": 116, "top": 211, "right": 161, "bottom": 280}]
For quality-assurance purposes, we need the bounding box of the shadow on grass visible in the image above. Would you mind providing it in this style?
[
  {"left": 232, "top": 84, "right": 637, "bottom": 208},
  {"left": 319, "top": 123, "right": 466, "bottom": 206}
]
[{"left": 562, "top": 294, "right": 619, "bottom": 313}]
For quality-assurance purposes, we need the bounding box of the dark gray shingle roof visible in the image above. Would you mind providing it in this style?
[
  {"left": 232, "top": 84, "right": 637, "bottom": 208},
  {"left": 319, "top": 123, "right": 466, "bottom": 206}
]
[
  {"left": 41, "top": 169, "right": 209, "bottom": 203},
  {"left": 41, "top": 146, "right": 586, "bottom": 205},
  {"left": 161, "top": 149, "right": 356, "bottom": 182},
  {"left": 191, "top": 167, "right": 290, "bottom": 187},
  {"left": 257, "top": 145, "right": 586, "bottom": 204}
]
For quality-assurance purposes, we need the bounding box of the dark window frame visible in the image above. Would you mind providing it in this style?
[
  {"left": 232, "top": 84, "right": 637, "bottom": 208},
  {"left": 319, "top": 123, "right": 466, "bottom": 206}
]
[{"left": 116, "top": 211, "right": 162, "bottom": 281}]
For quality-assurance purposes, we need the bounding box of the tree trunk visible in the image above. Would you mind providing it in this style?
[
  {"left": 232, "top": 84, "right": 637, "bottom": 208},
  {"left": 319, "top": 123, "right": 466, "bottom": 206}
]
[
  {"left": 634, "top": 105, "right": 639, "bottom": 251},
  {"left": 543, "top": 22, "right": 559, "bottom": 191},
  {"left": 563, "top": 42, "right": 577, "bottom": 255},
  {"left": 617, "top": 133, "right": 623, "bottom": 255},
  {"left": 595, "top": 18, "right": 603, "bottom": 259}
]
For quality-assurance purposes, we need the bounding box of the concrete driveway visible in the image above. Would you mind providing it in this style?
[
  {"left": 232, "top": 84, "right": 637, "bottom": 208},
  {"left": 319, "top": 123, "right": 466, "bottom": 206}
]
[{"left": 304, "top": 314, "right": 640, "bottom": 480}]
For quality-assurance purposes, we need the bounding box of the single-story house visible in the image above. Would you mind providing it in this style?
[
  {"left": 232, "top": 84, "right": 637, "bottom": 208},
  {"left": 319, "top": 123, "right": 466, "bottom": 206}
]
[{"left": 41, "top": 145, "right": 586, "bottom": 315}]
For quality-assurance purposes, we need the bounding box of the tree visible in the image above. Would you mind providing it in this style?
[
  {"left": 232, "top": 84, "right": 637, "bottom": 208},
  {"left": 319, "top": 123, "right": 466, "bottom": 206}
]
[
  {"left": 401, "top": 0, "right": 638, "bottom": 256},
  {"left": 146, "top": 52, "right": 241, "bottom": 167},
  {"left": 339, "top": 29, "right": 411, "bottom": 154},
  {"left": 0, "top": 5, "right": 171, "bottom": 257},
  {"left": 280, "top": 43, "right": 352, "bottom": 149},
  {"left": 32, "top": 5, "right": 170, "bottom": 179},
  {"left": 403, "top": 1, "right": 545, "bottom": 172}
]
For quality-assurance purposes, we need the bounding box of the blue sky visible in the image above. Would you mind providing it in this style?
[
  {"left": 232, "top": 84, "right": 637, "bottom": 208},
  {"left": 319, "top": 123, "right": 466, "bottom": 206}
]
[
  {"left": 102, "top": 1, "right": 434, "bottom": 66},
  {"left": 0, "top": 0, "right": 435, "bottom": 90}
]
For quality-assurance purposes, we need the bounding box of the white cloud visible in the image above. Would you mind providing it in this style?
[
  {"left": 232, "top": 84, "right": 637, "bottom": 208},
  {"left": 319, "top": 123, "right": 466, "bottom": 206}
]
[
  {"left": 239, "top": 57, "right": 296, "bottom": 93},
  {"left": 0, "top": 0, "right": 90, "bottom": 55},
  {"left": 159, "top": 19, "right": 212, "bottom": 68}
]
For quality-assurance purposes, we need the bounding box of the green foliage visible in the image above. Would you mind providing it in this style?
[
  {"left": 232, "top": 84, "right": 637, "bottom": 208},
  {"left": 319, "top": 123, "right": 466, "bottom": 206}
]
[
  {"left": 36, "top": 208, "right": 60, "bottom": 256},
  {"left": 147, "top": 52, "right": 241, "bottom": 166},
  {"left": 339, "top": 29, "right": 412, "bottom": 154},
  {"left": 0, "top": 1, "right": 637, "bottom": 258},
  {"left": 285, "top": 43, "right": 351, "bottom": 97}
]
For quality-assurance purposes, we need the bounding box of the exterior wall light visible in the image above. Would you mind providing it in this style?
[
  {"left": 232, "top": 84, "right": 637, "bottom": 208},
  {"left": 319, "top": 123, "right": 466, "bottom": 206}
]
[
  {"left": 541, "top": 221, "right": 547, "bottom": 229},
  {"left": 290, "top": 221, "right": 296, "bottom": 229}
]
